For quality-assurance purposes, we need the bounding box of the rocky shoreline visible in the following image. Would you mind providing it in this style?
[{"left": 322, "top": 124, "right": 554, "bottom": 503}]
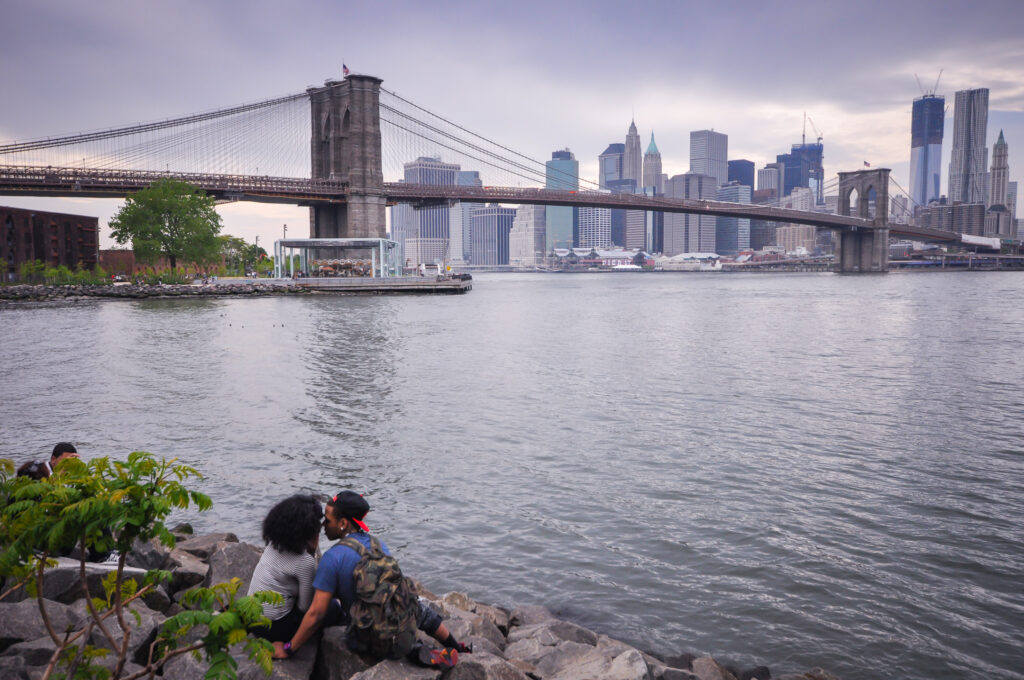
[
  {"left": 0, "top": 528, "right": 839, "bottom": 680},
  {"left": 0, "top": 282, "right": 311, "bottom": 303}
]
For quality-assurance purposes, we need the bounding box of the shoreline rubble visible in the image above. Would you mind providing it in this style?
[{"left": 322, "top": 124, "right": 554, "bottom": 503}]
[
  {"left": 0, "top": 529, "right": 840, "bottom": 680},
  {"left": 0, "top": 283, "right": 311, "bottom": 303}
]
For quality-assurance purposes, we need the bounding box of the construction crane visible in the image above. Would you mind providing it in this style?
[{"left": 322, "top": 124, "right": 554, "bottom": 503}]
[
  {"left": 914, "top": 69, "right": 943, "bottom": 96},
  {"left": 806, "top": 115, "right": 823, "bottom": 145}
]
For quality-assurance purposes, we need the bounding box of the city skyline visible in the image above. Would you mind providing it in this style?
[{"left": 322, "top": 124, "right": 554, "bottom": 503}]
[{"left": 2, "top": 0, "right": 1022, "bottom": 250}]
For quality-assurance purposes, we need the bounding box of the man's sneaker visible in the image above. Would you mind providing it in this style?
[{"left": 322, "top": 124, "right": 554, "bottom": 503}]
[
  {"left": 417, "top": 646, "right": 458, "bottom": 668},
  {"left": 455, "top": 641, "right": 473, "bottom": 654}
]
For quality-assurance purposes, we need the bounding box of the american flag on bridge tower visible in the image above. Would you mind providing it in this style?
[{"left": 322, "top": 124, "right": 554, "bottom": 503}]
[
  {"left": 343, "top": 64, "right": 350, "bottom": 76},
  {"left": 863, "top": 161, "right": 871, "bottom": 168}
]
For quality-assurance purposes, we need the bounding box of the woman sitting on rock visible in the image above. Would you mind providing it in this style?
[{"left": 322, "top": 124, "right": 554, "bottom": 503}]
[{"left": 247, "top": 494, "right": 323, "bottom": 642}]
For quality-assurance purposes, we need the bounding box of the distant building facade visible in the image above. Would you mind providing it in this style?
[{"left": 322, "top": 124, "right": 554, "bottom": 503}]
[
  {"left": 715, "top": 182, "right": 751, "bottom": 255},
  {"left": 396, "top": 157, "right": 459, "bottom": 267},
  {"left": 948, "top": 88, "right": 989, "bottom": 205},
  {"left": 690, "top": 130, "right": 728, "bottom": 186},
  {"left": 777, "top": 143, "right": 824, "bottom": 204},
  {"left": 623, "top": 121, "right": 642, "bottom": 187},
  {"left": 663, "top": 173, "right": 717, "bottom": 254},
  {"left": 577, "top": 204, "right": 612, "bottom": 249},
  {"left": 909, "top": 94, "right": 945, "bottom": 209},
  {"left": 449, "top": 170, "right": 482, "bottom": 264},
  {"left": 728, "top": 159, "right": 755, "bottom": 191},
  {"left": 642, "top": 134, "right": 663, "bottom": 194},
  {"left": 546, "top": 149, "right": 579, "bottom": 251},
  {"left": 470, "top": 204, "right": 517, "bottom": 265},
  {"left": 508, "top": 204, "right": 546, "bottom": 267},
  {"left": 2, "top": 206, "right": 98, "bottom": 280},
  {"left": 599, "top": 143, "right": 625, "bottom": 189}
]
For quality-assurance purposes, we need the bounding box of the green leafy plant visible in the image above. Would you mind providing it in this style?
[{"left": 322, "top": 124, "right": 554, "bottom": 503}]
[{"left": 0, "top": 454, "right": 278, "bottom": 680}]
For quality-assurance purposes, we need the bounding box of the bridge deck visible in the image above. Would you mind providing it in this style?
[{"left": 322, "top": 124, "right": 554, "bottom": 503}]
[{"left": 0, "top": 163, "right": 960, "bottom": 241}]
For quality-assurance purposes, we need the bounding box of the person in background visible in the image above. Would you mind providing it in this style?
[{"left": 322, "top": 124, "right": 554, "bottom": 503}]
[
  {"left": 17, "top": 442, "right": 80, "bottom": 479},
  {"left": 248, "top": 495, "right": 323, "bottom": 642}
]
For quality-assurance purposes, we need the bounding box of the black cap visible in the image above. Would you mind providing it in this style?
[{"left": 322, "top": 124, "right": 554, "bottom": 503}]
[{"left": 329, "top": 491, "right": 370, "bottom": 531}]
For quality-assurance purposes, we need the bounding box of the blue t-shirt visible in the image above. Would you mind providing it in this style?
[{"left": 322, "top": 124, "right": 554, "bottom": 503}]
[{"left": 312, "top": 532, "right": 391, "bottom": 609}]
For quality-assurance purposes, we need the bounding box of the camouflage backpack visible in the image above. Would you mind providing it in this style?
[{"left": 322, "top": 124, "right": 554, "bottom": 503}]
[{"left": 340, "top": 535, "right": 420, "bottom": 659}]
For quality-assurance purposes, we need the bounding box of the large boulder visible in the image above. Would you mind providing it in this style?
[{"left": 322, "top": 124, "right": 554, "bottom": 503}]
[
  {"left": 543, "top": 647, "right": 653, "bottom": 680},
  {"left": 692, "top": 656, "right": 738, "bottom": 680},
  {"left": 506, "top": 620, "right": 599, "bottom": 648},
  {"left": 349, "top": 658, "right": 440, "bottom": 679},
  {"left": 313, "top": 626, "right": 370, "bottom": 680},
  {"left": 0, "top": 655, "right": 28, "bottom": 680},
  {"left": 509, "top": 605, "right": 554, "bottom": 627},
  {"left": 204, "top": 542, "right": 262, "bottom": 593},
  {"left": 0, "top": 599, "right": 84, "bottom": 652},
  {"left": 126, "top": 537, "right": 172, "bottom": 571},
  {"left": 1, "top": 636, "right": 58, "bottom": 667},
  {"left": 445, "top": 651, "right": 532, "bottom": 680},
  {"left": 167, "top": 548, "right": 209, "bottom": 593},
  {"left": 175, "top": 533, "right": 240, "bottom": 560},
  {"left": 82, "top": 600, "right": 164, "bottom": 665}
]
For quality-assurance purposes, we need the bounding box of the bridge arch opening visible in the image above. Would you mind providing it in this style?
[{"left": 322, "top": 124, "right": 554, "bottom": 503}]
[
  {"left": 866, "top": 186, "right": 877, "bottom": 219},
  {"left": 847, "top": 188, "right": 859, "bottom": 216}
]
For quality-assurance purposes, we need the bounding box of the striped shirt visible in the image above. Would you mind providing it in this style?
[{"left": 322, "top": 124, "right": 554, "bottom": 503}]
[{"left": 247, "top": 545, "right": 317, "bottom": 620}]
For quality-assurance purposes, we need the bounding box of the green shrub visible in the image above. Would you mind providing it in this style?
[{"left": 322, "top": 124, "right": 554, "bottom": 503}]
[{"left": 0, "top": 454, "right": 278, "bottom": 680}]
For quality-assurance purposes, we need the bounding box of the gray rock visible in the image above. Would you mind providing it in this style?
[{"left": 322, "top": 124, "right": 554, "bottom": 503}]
[
  {"left": 442, "top": 591, "right": 477, "bottom": 612},
  {"left": 738, "top": 666, "right": 771, "bottom": 680},
  {"left": 532, "top": 641, "right": 600, "bottom": 677},
  {"left": 349, "top": 658, "right": 441, "bottom": 679},
  {"left": 86, "top": 600, "right": 164, "bottom": 665},
  {"left": 443, "top": 610, "right": 506, "bottom": 652},
  {"left": 692, "top": 656, "right": 738, "bottom": 680},
  {"left": 1, "top": 636, "right": 57, "bottom": 667},
  {"left": 475, "top": 603, "right": 511, "bottom": 635},
  {"left": 446, "top": 651, "right": 531, "bottom": 680},
  {"left": 126, "top": 537, "right": 172, "bottom": 571},
  {"left": 176, "top": 532, "right": 240, "bottom": 560},
  {"left": 509, "top": 605, "right": 554, "bottom": 628},
  {"left": 536, "top": 645, "right": 653, "bottom": 680},
  {"left": 141, "top": 583, "right": 172, "bottom": 613},
  {"left": 204, "top": 542, "right": 262, "bottom": 593},
  {"left": 506, "top": 620, "right": 599, "bottom": 647},
  {"left": 171, "top": 523, "right": 194, "bottom": 536},
  {"left": 0, "top": 655, "right": 29, "bottom": 679},
  {"left": 0, "top": 599, "right": 83, "bottom": 652},
  {"left": 167, "top": 548, "right": 209, "bottom": 592},
  {"left": 313, "top": 626, "right": 370, "bottom": 680}
]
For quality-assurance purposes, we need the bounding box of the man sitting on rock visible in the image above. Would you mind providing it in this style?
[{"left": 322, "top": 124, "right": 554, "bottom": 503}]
[{"left": 271, "top": 491, "right": 470, "bottom": 668}]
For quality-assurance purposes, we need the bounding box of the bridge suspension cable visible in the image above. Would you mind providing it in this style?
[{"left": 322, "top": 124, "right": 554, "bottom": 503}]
[
  {"left": 0, "top": 92, "right": 312, "bottom": 178},
  {"left": 379, "top": 87, "right": 602, "bottom": 192}
]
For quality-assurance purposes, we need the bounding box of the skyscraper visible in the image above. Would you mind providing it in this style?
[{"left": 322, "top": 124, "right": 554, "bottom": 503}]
[
  {"left": 985, "top": 130, "right": 1012, "bottom": 237},
  {"left": 545, "top": 149, "right": 579, "bottom": 251},
  {"left": 776, "top": 143, "right": 824, "bottom": 203},
  {"left": 728, "top": 159, "right": 755, "bottom": 191},
  {"left": 716, "top": 181, "right": 752, "bottom": 255},
  {"left": 449, "top": 170, "right": 482, "bottom": 264},
  {"left": 909, "top": 94, "right": 944, "bottom": 208},
  {"left": 990, "top": 130, "right": 1009, "bottom": 208},
  {"left": 599, "top": 143, "right": 625, "bottom": 189},
  {"left": 663, "top": 173, "right": 717, "bottom": 254},
  {"left": 400, "top": 156, "right": 459, "bottom": 266},
  {"left": 577, "top": 206, "right": 612, "bottom": 249},
  {"left": 948, "top": 88, "right": 989, "bottom": 205},
  {"left": 508, "top": 204, "right": 546, "bottom": 267},
  {"left": 690, "top": 130, "right": 728, "bottom": 186},
  {"left": 624, "top": 121, "right": 642, "bottom": 186},
  {"left": 643, "top": 133, "right": 663, "bottom": 193},
  {"left": 470, "top": 204, "right": 517, "bottom": 265}
]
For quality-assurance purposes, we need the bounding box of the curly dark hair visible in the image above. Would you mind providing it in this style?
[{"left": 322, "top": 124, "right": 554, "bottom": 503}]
[{"left": 262, "top": 494, "right": 323, "bottom": 554}]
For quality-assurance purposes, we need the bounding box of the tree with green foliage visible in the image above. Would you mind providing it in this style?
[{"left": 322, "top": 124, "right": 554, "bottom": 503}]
[
  {"left": 0, "top": 453, "right": 278, "bottom": 680},
  {"left": 219, "top": 236, "right": 269, "bottom": 275},
  {"left": 109, "top": 179, "right": 223, "bottom": 271}
]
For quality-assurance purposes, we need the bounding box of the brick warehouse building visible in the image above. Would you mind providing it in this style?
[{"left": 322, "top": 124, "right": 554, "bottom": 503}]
[{"left": 3, "top": 206, "right": 99, "bottom": 279}]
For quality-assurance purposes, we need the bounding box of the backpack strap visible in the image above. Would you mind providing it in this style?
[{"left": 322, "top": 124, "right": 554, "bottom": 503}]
[{"left": 339, "top": 535, "right": 368, "bottom": 557}]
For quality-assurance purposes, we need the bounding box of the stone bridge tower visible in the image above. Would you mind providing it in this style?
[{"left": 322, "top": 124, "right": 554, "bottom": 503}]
[
  {"left": 835, "top": 168, "right": 890, "bottom": 272},
  {"left": 307, "top": 75, "right": 386, "bottom": 239}
]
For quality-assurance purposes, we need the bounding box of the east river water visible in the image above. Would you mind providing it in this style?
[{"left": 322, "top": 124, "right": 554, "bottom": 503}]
[{"left": 2, "top": 272, "right": 1023, "bottom": 679}]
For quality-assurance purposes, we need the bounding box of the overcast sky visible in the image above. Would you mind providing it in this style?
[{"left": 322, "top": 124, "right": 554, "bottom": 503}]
[{"left": 2, "top": 0, "right": 1023, "bottom": 249}]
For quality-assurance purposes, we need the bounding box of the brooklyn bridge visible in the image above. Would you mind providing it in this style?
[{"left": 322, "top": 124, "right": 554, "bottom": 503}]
[{"left": 0, "top": 73, "right": 962, "bottom": 272}]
